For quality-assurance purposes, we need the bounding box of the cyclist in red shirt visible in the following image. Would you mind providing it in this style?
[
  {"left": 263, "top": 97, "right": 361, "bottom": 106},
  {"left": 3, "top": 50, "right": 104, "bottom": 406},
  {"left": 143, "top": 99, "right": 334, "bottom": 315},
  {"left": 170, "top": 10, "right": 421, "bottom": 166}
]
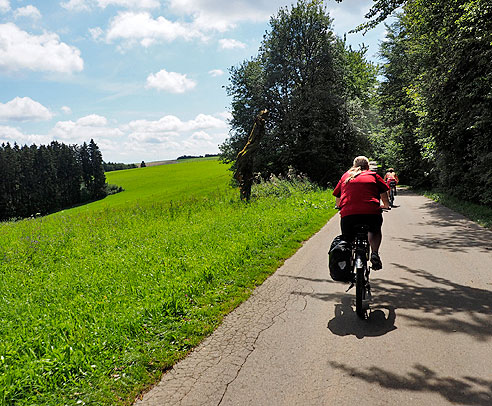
[
  {"left": 333, "top": 156, "right": 390, "bottom": 270},
  {"left": 384, "top": 168, "right": 399, "bottom": 206}
]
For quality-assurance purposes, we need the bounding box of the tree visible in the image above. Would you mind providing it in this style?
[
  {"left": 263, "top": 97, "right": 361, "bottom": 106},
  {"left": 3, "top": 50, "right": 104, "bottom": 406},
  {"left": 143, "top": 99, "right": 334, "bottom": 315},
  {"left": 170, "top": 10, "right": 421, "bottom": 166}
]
[
  {"left": 221, "top": 0, "right": 376, "bottom": 186},
  {"left": 88, "top": 139, "right": 106, "bottom": 199},
  {"left": 376, "top": 0, "right": 492, "bottom": 204},
  {"left": 140, "top": 161, "right": 146, "bottom": 168}
]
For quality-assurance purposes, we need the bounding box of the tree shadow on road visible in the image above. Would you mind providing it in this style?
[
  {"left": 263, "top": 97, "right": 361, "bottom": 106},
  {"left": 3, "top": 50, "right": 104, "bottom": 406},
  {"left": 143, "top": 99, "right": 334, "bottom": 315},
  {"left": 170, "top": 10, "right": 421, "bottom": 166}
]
[
  {"left": 287, "top": 264, "right": 492, "bottom": 341},
  {"left": 393, "top": 191, "right": 492, "bottom": 253},
  {"left": 328, "top": 361, "right": 492, "bottom": 406},
  {"left": 327, "top": 296, "right": 397, "bottom": 339}
]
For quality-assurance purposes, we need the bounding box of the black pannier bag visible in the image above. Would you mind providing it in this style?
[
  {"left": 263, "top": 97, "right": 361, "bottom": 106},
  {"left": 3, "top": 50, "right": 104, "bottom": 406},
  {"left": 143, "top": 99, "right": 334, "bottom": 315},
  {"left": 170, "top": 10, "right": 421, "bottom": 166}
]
[{"left": 328, "top": 235, "right": 353, "bottom": 282}]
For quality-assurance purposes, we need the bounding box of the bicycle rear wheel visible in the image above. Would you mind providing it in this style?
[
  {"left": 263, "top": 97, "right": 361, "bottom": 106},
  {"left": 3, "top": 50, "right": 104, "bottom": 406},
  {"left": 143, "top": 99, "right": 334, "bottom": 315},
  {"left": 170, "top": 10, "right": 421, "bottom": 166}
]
[{"left": 355, "top": 264, "right": 366, "bottom": 319}]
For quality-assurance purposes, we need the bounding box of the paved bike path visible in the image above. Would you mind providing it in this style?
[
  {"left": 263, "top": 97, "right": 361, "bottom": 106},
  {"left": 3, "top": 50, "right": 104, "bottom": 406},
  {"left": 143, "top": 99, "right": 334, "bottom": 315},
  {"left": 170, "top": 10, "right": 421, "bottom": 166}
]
[{"left": 135, "top": 190, "right": 492, "bottom": 405}]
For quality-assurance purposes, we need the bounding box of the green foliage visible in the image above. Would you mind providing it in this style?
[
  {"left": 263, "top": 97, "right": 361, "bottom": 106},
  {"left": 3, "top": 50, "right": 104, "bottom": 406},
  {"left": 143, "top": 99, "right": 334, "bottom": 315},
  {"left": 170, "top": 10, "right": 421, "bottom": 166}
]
[
  {"left": 0, "top": 159, "right": 336, "bottom": 405},
  {"left": 104, "top": 184, "right": 124, "bottom": 196},
  {"left": 0, "top": 140, "right": 106, "bottom": 221},
  {"left": 103, "top": 162, "right": 137, "bottom": 172},
  {"left": 377, "top": 0, "right": 492, "bottom": 205},
  {"left": 221, "top": 0, "right": 378, "bottom": 187}
]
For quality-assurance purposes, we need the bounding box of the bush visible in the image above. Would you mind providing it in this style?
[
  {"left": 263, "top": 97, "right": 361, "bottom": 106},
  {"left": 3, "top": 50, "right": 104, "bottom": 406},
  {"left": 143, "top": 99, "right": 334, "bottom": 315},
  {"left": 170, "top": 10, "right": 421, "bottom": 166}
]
[{"left": 105, "top": 183, "right": 124, "bottom": 196}]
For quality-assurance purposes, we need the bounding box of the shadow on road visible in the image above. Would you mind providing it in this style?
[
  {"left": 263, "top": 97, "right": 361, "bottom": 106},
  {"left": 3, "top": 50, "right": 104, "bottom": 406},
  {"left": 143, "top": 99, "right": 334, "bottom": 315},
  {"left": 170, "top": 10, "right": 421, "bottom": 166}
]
[
  {"left": 328, "top": 361, "right": 492, "bottom": 406},
  {"left": 288, "top": 264, "right": 492, "bottom": 341},
  {"left": 327, "top": 296, "right": 397, "bottom": 339},
  {"left": 393, "top": 191, "right": 492, "bottom": 253}
]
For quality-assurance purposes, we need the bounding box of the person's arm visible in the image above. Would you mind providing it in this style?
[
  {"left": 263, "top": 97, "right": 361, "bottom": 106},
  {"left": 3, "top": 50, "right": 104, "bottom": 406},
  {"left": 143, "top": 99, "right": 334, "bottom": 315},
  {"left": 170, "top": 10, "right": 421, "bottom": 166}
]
[
  {"left": 380, "top": 192, "right": 390, "bottom": 209},
  {"left": 335, "top": 196, "right": 340, "bottom": 208},
  {"left": 395, "top": 174, "right": 399, "bottom": 183}
]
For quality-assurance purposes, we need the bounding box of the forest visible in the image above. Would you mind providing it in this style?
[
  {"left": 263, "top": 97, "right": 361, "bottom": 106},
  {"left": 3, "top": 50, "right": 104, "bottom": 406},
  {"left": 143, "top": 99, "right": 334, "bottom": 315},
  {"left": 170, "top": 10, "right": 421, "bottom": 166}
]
[
  {"left": 0, "top": 139, "right": 106, "bottom": 221},
  {"left": 220, "top": 0, "right": 491, "bottom": 206}
]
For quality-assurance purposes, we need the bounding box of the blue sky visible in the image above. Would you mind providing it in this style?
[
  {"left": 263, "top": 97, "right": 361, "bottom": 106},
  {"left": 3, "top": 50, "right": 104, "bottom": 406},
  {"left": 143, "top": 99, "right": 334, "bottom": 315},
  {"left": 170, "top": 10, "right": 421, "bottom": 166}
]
[{"left": 0, "top": 0, "right": 390, "bottom": 163}]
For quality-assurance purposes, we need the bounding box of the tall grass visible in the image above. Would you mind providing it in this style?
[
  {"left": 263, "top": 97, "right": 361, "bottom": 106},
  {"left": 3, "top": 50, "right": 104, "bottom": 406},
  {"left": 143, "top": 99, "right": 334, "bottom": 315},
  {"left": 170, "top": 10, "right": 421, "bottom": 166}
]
[{"left": 0, "top": 161, "right": 336, "bottom": 405}]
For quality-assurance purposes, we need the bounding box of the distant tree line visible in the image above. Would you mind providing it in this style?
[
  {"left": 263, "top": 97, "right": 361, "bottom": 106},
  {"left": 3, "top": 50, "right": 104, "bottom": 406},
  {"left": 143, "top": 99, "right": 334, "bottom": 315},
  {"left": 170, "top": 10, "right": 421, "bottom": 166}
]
[
  {"left": 103, "top": 161, "right": 137, "bottom": 172},
  {"left": 177, "top": 154, "right": 219, "bottom": 160},
  {"left": 0, "top": 139, "right": 107, "bottom": 221}
]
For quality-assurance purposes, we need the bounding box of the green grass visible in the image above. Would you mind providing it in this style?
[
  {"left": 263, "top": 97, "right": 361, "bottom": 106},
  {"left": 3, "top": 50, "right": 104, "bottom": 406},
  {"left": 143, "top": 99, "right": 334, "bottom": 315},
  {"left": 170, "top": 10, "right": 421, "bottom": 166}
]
[
  {"left": 66, "top": 158, "right": 231, "bottom": 213},
  {"left": 0, "top": 159, "right": 336, "bottom": 405},
  {"left": 418, "top": 189, "right": 492, "bottom": 229}
]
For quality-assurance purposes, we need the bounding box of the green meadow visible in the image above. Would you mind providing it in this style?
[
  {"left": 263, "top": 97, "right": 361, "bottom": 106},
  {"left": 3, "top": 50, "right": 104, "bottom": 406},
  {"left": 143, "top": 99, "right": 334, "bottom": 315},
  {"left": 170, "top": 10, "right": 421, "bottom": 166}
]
[{"left": 0, "top": 159, "right": 336, "bottom": 405}]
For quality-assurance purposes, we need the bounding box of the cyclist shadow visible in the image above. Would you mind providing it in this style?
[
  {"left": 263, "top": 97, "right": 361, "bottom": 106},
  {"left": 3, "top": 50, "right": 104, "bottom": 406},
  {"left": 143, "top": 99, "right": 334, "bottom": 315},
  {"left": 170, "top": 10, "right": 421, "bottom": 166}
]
[{"left": 327, "top": 296, "right": 397, "bottom": 339}]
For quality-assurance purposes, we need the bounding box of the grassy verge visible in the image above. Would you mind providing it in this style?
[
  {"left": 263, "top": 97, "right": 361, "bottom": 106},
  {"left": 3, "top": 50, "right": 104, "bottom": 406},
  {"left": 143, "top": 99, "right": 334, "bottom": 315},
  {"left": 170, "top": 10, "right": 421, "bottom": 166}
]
[
  {"left": 417, "top": 189, "right": 492, "bottom": 228},
  {"left": 0, "top": 174, "right": 336, "bottom": 405}
]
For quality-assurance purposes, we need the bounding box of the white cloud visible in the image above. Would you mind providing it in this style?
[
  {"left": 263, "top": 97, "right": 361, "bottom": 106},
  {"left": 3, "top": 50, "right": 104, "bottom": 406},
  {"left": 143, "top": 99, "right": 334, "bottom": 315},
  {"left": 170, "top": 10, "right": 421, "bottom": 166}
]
[
  {"left": 126, "top": 113, "right": 226, "bottom": 135},
  {"left": 1, "top": 111, "right": 228, "bottom": 161},
  {"left": 97, "top": 0, "right": 160, "bottom": 9},
  {"left": 219, "top": 38, "right": 246, "bottom": 50},
  {"left": 169, "top": 0, "right": 287, "bottom": 31},
  {"left": 52, "top": 114, "right": 123, "bottom": 143},
  {"left": 61, "top": 0, "right": 159, "bottom": 11},
  {"left": 191, "top": 130, "right": 212, "bottom": 141},
  {"left": 146, "top": 69, "right": 196, "bottom": 94},
  {"left": 89, "top": 27, "right": 103, "bottom": 40},
  {"left": 61, "top": 106, "right": 72, "bottom": 114},
  {"left": 0, "top": 23, "right": 84, "bottom": 73},
  {"left": 106, "top": 11, "right": 204, "bottom": 47},
  {"left": 14, "top": 5, "right": 42, "bottom": 20},
  {"left": 209, "top": 69, "right": 224, "bottom": 77},
  {"left": 0, "top": 125, "right": 52, "bottom": 146},
  {"left": 0, "top": 0, "right": 10, "bottom": 14},
  {"left": 0, "top": 97, "right": 53, "bottom": 121},
  {"left": 76, "top": 114, "right": 108, "bottom": 126},
  {"left": 61, "top": 0, "right": 91, "bottom": 12}
]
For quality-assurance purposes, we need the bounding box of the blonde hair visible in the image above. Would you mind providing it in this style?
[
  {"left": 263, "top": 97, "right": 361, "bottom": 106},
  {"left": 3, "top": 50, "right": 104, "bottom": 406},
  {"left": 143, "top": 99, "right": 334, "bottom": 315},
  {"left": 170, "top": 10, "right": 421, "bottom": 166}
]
[{"left": 344, "top": 156, "right": 370, "bottom": 184}]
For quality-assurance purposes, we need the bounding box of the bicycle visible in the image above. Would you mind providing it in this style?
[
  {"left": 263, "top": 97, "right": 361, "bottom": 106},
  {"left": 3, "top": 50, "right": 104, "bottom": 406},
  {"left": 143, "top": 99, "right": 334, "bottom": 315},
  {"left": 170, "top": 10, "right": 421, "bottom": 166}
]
[
  {"left": 388, "top": 180, "right": 397, "bottom": 207},
  {"left": 346, "top": 224, "right": 371, "bottom": 319},
  {"left": 345, "top": 208, "right": 390, "bottom": 319}
]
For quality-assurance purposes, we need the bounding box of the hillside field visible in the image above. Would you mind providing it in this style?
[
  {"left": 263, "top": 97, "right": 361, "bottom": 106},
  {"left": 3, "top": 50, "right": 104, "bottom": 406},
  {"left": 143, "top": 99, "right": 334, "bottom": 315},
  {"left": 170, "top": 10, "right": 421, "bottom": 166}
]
[{"left": 0, "top": 159, "right": 336, "bottom": 405}]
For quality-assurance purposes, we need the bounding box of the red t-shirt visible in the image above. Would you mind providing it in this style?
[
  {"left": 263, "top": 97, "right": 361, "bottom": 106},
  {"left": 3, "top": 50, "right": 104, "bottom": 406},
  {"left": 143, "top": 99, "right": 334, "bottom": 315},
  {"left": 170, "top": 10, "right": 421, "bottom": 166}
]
[{"left": 333, "top": 170, "right": 389, "bottom": 217}]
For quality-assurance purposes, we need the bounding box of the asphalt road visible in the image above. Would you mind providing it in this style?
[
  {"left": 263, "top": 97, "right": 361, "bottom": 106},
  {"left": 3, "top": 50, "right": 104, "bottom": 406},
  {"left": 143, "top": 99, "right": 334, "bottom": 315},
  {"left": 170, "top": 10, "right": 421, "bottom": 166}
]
[{"left": 135, "top": 190, "right": 492, "bottom": 406}]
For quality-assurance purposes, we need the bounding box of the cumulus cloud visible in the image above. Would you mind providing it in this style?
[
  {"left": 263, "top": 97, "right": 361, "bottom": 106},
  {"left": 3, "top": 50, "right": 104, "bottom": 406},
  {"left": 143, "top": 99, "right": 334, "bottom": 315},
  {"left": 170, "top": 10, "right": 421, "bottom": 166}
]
[
  {"left": 52, "top": 114, "right": 124, "bottom": 143},
  {"left": 168, "top": 0, "right": 286, "bottom": 31},
  {"left": 14, "top": 5, "right": 42, "bottom": 20},
  {"left": 208, "top": 69, "right": 224, "bottom": 77},
  {"left": 61, "top": 0, "right": 91, "bottom": 12},
  {"left": 61, "top": 106, "right": 72, "bottom": 114},
  {"left": 89, "top": 27, "right": 104, "bottom": 40},
  {"left": 1, "top": 110, "right": 229, "bottom": 161},
  {"left": 0, "top": 125, "right": 52, "bottom": 146},
  {"left": 0, "top": 23, "right": 84, "bottom": 73},
  {"left": 219, "top": 38, "right": 246, "bottom": 50},
  {"left": 0, "top": 97, "right": 53, "bottom": 121},
  {"left": 62, "top": 0, "right": 159, "bottom": 11},
  {"left": 0, "top": 0, "right": 10, "bottom": 14},
  {"left": 126, "top": 113, "right": 226, "bottom": 138},
  {"left": 106, "top": 12, "right": 204, "bottom": 47},
  {"left": 191, "top": 130, "right": 212, "bottom": 141},
  {"left": 146, "top": 69, "right": 196, "bottom": 94},
  {"left": 97, "top": 0, "right": 160, "bottom": 8}
]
